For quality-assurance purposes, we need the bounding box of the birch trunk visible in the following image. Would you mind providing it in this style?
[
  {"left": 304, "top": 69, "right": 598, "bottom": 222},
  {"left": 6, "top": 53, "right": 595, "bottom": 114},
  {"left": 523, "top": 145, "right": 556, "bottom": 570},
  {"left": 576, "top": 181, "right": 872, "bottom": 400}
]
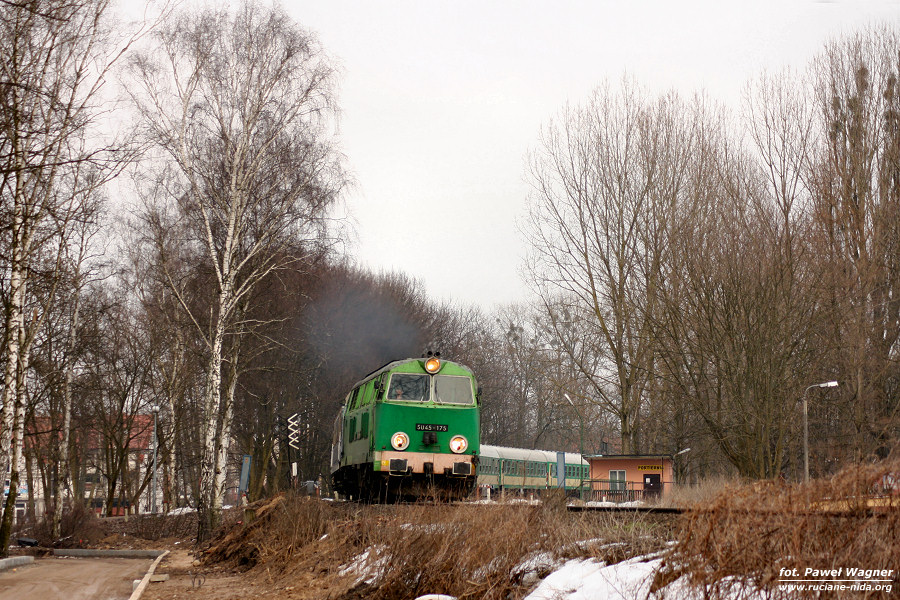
[
  {"left": 0, "top": 147, "right": 30, "bottom": 556},
  {"left": 197, "top": 288, "right": 229, "bottom": 540},
  {"left": 52, "top": 287, "right": 82, "bottom": 539},
  {"left": 213, "top": 376, "right": 237, "bottom": 512},
  {"left": 0, "top": 324, "right": 30, "bottom": 557},
  {"left": 162, "top": 349, "right": 180, "bottom": 512},
  {"left": 213, "top": 333, "right": 242, "bottom": 510}
]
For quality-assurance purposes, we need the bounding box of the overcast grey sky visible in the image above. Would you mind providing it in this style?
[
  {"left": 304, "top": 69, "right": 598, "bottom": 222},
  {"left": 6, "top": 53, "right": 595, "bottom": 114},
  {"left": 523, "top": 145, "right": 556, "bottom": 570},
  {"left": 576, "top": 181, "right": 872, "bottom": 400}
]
[{"left": 283, "top": 0, "right": 899, "bottom": 309}]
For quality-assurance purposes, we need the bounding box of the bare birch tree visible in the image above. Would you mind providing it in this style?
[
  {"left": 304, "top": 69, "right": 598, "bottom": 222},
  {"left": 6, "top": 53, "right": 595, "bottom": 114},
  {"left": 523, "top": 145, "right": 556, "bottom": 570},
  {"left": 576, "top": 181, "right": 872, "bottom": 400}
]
[
  {"left": 0, "top": 0, "right": 148, "bottom": 554},
  {"left": 128, "top": 0, "right": 344, "bottom": 539}
]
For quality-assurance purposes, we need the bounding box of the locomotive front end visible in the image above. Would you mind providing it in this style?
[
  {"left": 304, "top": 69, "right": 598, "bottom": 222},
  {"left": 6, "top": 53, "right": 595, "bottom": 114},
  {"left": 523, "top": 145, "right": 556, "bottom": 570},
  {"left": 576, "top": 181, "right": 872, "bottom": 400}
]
[
  {"left": 372, "top": 356, "right": 480, "bottom": 499},
  {"left": 330, "top": 355, "right": 480, "bottom": 501}
]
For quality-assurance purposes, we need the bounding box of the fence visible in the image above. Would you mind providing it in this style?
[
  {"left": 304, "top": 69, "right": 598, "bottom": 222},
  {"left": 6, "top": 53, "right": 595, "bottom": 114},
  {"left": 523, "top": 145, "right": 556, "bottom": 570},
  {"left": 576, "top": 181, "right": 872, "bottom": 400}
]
[{"left": 585, "top": 479, "right": 673, "bottom": 503}]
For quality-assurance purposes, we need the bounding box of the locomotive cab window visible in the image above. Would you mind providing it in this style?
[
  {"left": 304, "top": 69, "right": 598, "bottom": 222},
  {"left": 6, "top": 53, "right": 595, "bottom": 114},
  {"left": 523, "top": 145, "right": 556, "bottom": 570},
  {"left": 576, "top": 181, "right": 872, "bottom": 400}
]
[
  {"left": 434, "top": 375, "right": 474, "bottom": 405},
  {"left": 387, "top": 374, "right": 429, "bottom": 401}
]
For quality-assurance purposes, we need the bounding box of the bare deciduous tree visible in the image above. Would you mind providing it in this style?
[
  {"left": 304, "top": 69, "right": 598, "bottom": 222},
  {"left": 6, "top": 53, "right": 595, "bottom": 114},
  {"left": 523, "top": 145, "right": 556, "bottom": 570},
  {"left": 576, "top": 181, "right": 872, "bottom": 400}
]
[
  {"left": 524, "top": 81, "right": 698, "bottom": 454},
  {"left": 808, "top": 27, "right": 900, "bottom": 464},
  {"left": 0, "top": 0, "right": 145, "bottom": 553},
  {"left": 129, "top": 0, "right": 345, "bottom": 539}
]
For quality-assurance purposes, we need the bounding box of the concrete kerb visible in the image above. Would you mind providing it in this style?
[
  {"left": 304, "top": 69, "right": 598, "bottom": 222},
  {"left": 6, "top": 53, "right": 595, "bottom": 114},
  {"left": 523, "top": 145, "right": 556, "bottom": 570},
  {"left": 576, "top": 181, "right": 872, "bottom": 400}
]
[
  {"left": 2, "top": 549, "right": 164, "bottom": 573},
  {"left": 0, "top": 555, "right": 34, "bottom": 572},
  {"left": 53, "top": 549, "right": 166, "bottom": 559},
  {"left": 128, "top": 550, "right": 169, "bottom": 600}
]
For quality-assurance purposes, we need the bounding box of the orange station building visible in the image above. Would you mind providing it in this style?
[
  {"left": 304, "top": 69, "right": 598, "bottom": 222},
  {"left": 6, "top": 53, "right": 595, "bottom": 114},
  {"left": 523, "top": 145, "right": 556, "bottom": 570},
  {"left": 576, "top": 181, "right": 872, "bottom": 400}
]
[{"left": 585, "top": 454, "right": 674, "bottom": 502}]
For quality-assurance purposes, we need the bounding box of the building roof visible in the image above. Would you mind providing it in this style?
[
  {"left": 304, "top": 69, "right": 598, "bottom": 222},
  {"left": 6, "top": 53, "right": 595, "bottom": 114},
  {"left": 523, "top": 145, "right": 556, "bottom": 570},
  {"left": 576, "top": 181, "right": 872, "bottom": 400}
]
[
  {"left": 481, "top": 444, "right": 587, "bottom": 466},
  {"left": 586, "top": 454, "right": 673, "bottom": 460}
]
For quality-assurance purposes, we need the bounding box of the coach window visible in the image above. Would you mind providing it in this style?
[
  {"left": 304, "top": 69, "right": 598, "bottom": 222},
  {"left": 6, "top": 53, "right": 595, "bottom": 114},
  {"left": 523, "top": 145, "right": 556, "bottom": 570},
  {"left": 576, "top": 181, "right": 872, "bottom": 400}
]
[
  {"left": 434, "top": 375, "right": 474, "bottom": 405},
  {"left": 388, "top": 374, "right": 429, "bottom": 402}
]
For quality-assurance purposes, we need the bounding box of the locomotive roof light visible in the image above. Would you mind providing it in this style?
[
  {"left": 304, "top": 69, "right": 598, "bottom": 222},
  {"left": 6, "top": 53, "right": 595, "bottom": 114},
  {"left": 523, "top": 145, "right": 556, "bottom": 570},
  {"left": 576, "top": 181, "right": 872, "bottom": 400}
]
[
  {"left": 449, "top": 435, "right": 468, "bottom": 454},
  {"left": 391, "top": 431, "right": 410, "bottom": 451},
  {"left": 424, "top": 356, "right": 441, "bottom": 373}
]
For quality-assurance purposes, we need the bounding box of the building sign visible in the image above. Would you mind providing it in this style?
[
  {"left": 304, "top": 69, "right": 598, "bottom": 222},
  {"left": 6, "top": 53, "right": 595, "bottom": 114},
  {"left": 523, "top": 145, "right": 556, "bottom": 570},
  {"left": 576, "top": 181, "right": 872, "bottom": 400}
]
[
  {"left": 2, "top": 481, "right": 28, "bottom": 498},
  {"left": 637, "top": 465, "right": 663, "bottom": 471},
  {"left": 239, "top": 455, "right": 251, "bottom": 493}
]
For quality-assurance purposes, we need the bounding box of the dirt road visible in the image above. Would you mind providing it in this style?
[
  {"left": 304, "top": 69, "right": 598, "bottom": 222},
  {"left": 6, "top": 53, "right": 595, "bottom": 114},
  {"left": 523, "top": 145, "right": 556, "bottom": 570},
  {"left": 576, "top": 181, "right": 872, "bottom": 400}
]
[{"left": 0, "top": 556, "right": 152, "bottom": 600}]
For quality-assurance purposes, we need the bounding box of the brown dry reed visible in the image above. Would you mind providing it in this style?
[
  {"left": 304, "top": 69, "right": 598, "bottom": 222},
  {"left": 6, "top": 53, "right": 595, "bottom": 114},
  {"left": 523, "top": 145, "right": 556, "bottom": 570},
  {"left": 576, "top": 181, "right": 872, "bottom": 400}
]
[
  {"left": 202, "top": 494, "right": 675, "bottom": 600},
  {"left": 656, "top": 456, "right": 900, "bottom": 599}
]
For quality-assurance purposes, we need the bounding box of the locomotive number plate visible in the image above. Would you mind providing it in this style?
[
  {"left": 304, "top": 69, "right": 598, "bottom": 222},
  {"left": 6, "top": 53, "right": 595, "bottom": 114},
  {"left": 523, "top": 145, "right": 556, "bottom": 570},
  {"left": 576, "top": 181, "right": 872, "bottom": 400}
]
[{"left": 415, "top": 423, "right": 448, "bottom": 432}]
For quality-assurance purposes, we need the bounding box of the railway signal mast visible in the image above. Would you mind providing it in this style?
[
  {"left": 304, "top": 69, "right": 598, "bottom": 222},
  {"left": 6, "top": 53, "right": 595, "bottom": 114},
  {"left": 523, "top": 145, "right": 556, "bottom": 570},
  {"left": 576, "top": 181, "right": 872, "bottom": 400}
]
[{"left": 288, "top": 413, "right": 301, "bottom": 482}]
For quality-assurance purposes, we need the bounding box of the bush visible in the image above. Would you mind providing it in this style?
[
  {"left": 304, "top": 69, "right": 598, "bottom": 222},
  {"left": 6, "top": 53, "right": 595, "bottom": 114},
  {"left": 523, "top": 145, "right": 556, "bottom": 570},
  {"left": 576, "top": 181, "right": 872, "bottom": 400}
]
[
  {"left": 657, "top": 457, "right": 900, "bottom": 599},
  {"left": 203, "top": 494, "right": 676, "bottom": 600},
  {"left": 31, "top": 503, "right": 104, "bottom": 547}
]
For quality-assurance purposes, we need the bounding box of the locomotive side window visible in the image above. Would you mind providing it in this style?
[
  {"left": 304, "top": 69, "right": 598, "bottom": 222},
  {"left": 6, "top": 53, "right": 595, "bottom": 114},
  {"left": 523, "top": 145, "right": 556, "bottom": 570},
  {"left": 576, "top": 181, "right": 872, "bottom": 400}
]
[
  {"left": 360, "top": 381, "right": 375, "bottom": 406},
  {"left": 388, "top": 374, "right": 429, "bottom": 401},
  {"left": 349, "top": 388, "right": 362, "bottom": 410},
  {"left": 434, "top": 375, "right": 474, "bottom": 405}
]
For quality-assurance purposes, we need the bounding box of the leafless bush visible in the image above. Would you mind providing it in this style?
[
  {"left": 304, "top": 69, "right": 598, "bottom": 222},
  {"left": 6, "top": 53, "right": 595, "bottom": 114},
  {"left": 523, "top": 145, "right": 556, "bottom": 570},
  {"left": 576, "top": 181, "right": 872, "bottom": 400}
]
[
  {"left": 32, "top": 503, "right": 104, "bottom": 547},
  {"left": 656, "top": 457, "right": 900, "bottom": 599},
  {"left": 133, "top": 510, "right": 199, "bottom": 541},
  {"left": 202, "top": 494, "right": 675, "bottom": 600},
  {"left": 203, "top": 494, "right": 332, "bottom": 568},
  {"left": 338, "top": 503, "right": 676, "bottom": 600}
]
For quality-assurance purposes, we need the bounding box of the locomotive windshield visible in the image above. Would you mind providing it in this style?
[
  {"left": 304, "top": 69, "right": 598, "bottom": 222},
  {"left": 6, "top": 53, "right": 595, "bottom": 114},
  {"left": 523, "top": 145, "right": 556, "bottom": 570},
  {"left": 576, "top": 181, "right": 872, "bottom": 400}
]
[
  {"left": 385, "top": 372, "right": 474, "bottom": 404},
  {"left": 387, "top": 374, "right": 429, "bottom": 401},
  {"left": 434, "top": 375, "right": 474, "bottom": 405}
]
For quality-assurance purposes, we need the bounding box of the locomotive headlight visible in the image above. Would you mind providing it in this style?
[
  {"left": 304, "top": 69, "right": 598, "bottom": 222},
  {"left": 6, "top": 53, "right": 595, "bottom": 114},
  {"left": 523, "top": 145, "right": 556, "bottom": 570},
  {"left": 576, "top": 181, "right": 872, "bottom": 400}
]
[
  {"left": 449, "top": 435, "right": 468, "bottom": 454},
  {"left": 424, "top": 357, "right": 441, "bottom": 373},
  {"left": 391, "top": 431, "right": 410, "bottom": 451}
]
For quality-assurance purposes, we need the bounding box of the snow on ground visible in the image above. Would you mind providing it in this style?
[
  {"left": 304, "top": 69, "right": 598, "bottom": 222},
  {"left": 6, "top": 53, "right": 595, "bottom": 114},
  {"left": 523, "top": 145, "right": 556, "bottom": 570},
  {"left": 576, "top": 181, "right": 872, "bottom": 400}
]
[
  {"left": 167, "top": 507, "right": 197, "bottom": 516},
  {"left": 523, "top": 554, "right": 765, "bottom": 600},
  {"left": 524, "top": 555, "right": 662, "bottom": 600},
  {"left": 339, "top": 545, "right": 390, "bottom": 585},
  {"left": 581, "top": 500, "right": 645, "bottom": 508}
]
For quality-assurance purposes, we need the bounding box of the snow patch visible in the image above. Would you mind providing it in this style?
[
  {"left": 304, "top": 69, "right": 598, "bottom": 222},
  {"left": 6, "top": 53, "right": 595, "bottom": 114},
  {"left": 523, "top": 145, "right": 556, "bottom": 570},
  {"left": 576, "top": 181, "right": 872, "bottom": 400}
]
[{"left": 339, "top": 546, "right": 389, "bottom": 585}]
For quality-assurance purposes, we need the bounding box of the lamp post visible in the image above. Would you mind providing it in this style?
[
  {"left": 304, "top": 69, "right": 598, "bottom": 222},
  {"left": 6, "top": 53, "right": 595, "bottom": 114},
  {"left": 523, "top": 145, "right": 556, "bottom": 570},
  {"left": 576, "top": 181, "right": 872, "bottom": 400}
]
[
  {"left": 151, "top": 405, "right": 159, "bottom": 514},
  {"left": 564, "top": 393, "right": 585, "bottom": 499},
  {"left": 673, "top": 447, "right": 691, "bottom": 488},
  {"left": 802, "top": 381, "right": 838, "bottom": 483}
]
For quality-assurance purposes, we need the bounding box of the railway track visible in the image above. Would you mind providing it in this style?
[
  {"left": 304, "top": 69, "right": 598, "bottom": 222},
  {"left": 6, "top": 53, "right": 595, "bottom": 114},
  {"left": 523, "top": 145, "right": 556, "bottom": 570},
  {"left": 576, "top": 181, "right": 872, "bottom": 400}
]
[
  {"left": 567, "top": 504, "right": 685, "bottom": 514},
  {"left": 332, "top": 497, "right": 686, "bottom": 515}
]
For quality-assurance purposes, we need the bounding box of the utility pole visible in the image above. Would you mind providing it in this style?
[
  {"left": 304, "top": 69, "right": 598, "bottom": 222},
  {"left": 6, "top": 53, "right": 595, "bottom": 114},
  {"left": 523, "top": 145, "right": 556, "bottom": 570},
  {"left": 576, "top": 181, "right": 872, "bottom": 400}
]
[
  {"left": 151, "top": 405, "right": 159, "bottom": 514},
  {"left": 802, "top": 381, "right": 839, "bottom": 483},
  {"left": 564, "top": 394, "right": 585, "bottom": 500}
]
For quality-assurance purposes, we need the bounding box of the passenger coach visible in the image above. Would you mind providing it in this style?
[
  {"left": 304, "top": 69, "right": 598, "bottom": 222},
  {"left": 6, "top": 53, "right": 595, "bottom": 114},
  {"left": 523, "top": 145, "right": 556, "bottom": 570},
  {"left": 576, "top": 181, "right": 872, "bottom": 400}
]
[{"left": 477, "top": 445, "right": 589, "bottom": 497}]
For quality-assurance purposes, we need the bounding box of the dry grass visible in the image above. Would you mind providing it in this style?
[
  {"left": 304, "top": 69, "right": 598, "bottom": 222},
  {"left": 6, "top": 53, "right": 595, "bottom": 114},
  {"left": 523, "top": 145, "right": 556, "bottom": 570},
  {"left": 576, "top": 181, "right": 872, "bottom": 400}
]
[
  {"left": 657, "top": 457, "right": 900, "bottom": 599},
  {"left": 201, "top": 494, "right": 675, "bottom": 600},
  {"left": 658, "top": 474, "right": 743, "bottom": 509}
]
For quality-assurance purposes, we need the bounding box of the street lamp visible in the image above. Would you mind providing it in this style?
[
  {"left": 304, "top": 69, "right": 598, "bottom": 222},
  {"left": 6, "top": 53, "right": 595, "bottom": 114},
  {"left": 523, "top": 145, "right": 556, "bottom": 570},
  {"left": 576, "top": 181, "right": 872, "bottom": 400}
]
[
  {"left": 673, "top": 448, "right": 691, "bottom": 487},
  {"left": 564, "top": 393, "right": 585, "bottom": 499},
  {"left": 802, "top": 381, "right": 838, "bottom": 484},
  {"left": 150, "top": 405, "right": 159, "bottom": 514}
]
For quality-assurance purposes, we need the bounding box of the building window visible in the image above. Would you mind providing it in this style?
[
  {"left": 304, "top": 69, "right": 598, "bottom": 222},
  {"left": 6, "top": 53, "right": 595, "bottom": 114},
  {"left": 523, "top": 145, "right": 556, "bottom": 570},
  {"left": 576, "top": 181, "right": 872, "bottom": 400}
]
[{"left": 610, "top": 470, "right": 626, "bottom": 491}]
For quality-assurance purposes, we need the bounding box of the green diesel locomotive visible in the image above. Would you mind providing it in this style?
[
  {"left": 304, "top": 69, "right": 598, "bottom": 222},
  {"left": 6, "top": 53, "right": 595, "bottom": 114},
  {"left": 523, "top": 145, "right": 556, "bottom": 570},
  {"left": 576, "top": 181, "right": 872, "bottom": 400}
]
[{"left": 330, "top": 355, "right": 480, "bottom": 501}]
